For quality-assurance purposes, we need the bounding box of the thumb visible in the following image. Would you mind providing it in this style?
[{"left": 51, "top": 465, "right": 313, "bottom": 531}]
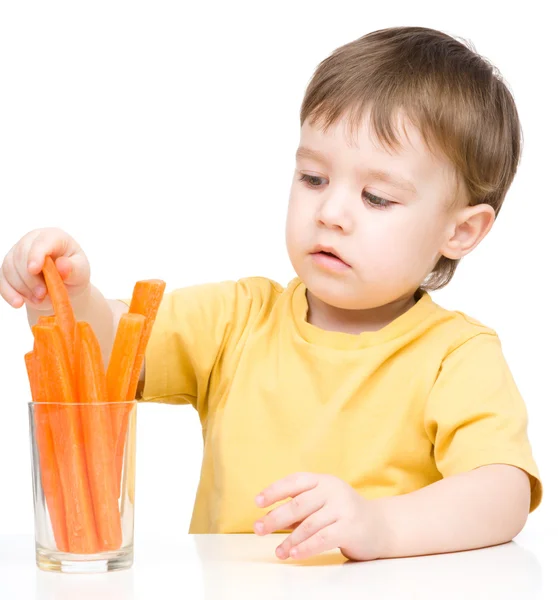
[{"left": 54, "top": 254, "right": 90, "bottom": 289}]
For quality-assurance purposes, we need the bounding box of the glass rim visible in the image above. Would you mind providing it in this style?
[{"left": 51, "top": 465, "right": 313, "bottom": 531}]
[{"left": 28, "top": 400, "right": 138, "bottom": 407}]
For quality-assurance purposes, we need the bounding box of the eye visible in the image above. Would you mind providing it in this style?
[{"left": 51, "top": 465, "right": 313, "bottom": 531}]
[
  {"left": 298, "top": 174, "right": 325, "bottom": 187},
  {"left": 298, "top": 173, "right": 393, "bottom": 209},
  {"left": 363, "top": 192, "right": 392, "bottom": 209}
]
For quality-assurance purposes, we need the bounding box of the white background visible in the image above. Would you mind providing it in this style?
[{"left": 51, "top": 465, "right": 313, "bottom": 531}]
[{"left": 0, "top": 0, "right": 556, "bottom": 542}]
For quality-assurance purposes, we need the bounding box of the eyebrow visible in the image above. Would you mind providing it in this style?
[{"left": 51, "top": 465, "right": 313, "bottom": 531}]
[{"left": 295, "top": 146, "right": 418, "bottom": 194}]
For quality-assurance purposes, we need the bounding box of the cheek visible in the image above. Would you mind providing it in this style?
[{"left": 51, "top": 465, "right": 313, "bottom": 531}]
[
  {"left": 358, "top": 212, "right": 444, "bottom": 278},
  {"left": 285, "top": 196, "right": 305, "bottom": 259},
  {"left": 286, "top": 194, "right": 311, "bottom": 241}
]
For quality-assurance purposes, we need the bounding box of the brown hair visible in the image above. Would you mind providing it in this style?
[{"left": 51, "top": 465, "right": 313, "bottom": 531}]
[{"left": 300, "top": 26, "right": 522, "bottom": 290}]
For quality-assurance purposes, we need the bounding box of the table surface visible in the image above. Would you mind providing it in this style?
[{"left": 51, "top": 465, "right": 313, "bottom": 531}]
[{"left": 0, "top": 527, "right": 555, "bottom": 600}]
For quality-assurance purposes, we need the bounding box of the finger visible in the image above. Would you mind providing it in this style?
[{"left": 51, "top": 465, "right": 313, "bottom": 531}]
[
  {"left": 255, "top": 489, "right": 325, "bottom": 535},
  {"left": 12, "top": 247, "right": 46, "bottom": 301},
  {"left": 26, "top": 230, "right": 71, "bottom": 275},
  {"left": 275, "top": 507, "right": 336, "bottom": 559},
  {"left": 285, "top": 522, "right": 341, "bottom": 561},
  {"left": 54, "top": 256, "right": 73, "bottom": 281},
  {"left": 4, "top": 254, "right": 37, "bottom": 303},
  {"left": 256, "top": 472, "right": 319, "bottom": 509},
  {"left": 55, "top": 253, "right": 90, "bottom": 289},
  {"left": 0, "top": 270, "right": 24, "bottom": 308}
]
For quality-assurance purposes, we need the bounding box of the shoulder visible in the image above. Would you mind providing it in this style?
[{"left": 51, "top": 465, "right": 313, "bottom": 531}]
[
  {"left": 163, "top": 276, "right": 293, "bottom": 325},
  {"left": 161, "top": 276, "right": 285, "bottom": 304},
  {"left": 235, "top": 276, "right": 286, "bottom": 301},
  {"left": 423, "top": 292, "right": 500, "bottom": 357}
]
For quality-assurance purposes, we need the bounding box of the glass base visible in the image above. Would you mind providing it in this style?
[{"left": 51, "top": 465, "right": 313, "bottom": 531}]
[{"left": 36, "top": 545, "right": 133, "bottom": 573}]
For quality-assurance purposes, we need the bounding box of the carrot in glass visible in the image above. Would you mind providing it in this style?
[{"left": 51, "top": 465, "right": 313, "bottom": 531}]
[
  {"left": 126, "top": 280, "right": 165, "bottom": 400},
  {"left": 33, "top": 324, "right": 99, "bottom": 554},
  {"left": 106, "top": 313, "right": 145, "bottom": 491},
  {"left": 114, "top": 280, "right": 165, "bottom": 490},
  {"left": 25, "top": 351, "right": 69, "bottom": 552},
  {"left": 37, "top": 315, "right": 56, "bottom": 326},
  {"left": 77, "top": 321, "right": 122, "bottom": 551}
]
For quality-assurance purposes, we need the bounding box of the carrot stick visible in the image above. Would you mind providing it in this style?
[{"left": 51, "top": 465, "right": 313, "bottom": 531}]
[
  {"left": 114, "top": 280, "right": 165, "bottom": 492},
  {"left": 37, "top": 315, "right": 56, "bottom": 326},
  {"left": 126, "top": 280, "right": 166, "bottom": 401},
  {"left": 41, "top": 256, "right": 77, "bottom": 392},
  {"left": 107, "top": 313, "right": 145, "bottom": 404},
  {"left": 106, "top": 313, "right": 145, "bottom": 491},
  {"left": 25, "top": 351, "right": 69, "bottom": 552},
  {"left": 77, "top": 321, "right": 122, "bottom": 551},
  {"left": 125, "top": 406, "right": 137, "bottom": 505},
  {"left": 32, "top": 324, "right": 99, "bottom": 554}
]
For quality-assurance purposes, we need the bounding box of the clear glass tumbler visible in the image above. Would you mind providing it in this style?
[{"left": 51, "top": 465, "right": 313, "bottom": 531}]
[{"left": 28, "top": 400, "right": 137, "bottom": 573}]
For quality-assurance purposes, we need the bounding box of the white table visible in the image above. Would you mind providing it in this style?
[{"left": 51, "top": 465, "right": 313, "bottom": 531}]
[{"left": 0, "top": 528, "right": 555, "bottom": 599}]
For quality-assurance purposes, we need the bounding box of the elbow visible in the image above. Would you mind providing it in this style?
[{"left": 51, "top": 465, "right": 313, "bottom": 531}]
[
  {"left": 509, "top": 470, "right": 531, "bottom": 540},
  {"left": 489, "top": 465, "right": 532, "bottom": 543},
  {"left": 506, "top": 504, "right": 529, "bottom": 541}
]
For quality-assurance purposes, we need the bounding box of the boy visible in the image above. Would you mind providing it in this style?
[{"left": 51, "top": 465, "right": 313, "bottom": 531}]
[{"left": 1, "top": 26, "right": 541, "bottom": 562}]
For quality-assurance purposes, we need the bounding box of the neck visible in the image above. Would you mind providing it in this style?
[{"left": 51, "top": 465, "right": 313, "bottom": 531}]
[{"left": 306, "top": 289, "right": 420, "bottom": 335}]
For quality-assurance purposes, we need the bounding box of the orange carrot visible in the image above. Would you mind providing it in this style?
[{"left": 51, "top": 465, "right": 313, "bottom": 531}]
[
  {"left": 125, "top": 407, "right": 137, "bottom": 505},
  {"left": 107, "top": 313, "right": 145, "bottom": 404},
  {"left": 114, "top": 280, "right": 165, "bottom": 491},
  {"left": 33, "top": 324, "right": 99, "bottom": 554},
  {"left": 25, "top": 351, "right": 69, "bottom": 552},
  {"left": 126, "top": 280, "right": 166, "bottom": 401},
  {"left": 41, "top": 257, "right": 77, "bottom": 391},
  {"left": 77, "top": 321, "right": 122, "bottom": 551},
  {"left": 37, "top": 315, "right": 56, "bottom": 326},
  {"left": 106, "top": 313, "right": 145, "bottom": 491}
]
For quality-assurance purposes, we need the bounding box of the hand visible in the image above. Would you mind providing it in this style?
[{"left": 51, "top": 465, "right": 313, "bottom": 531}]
[
  {"left": 0, "top": 228, "right": 91, "bottom": 310},
  {"left": 254, "top": 472, "right": 384, "bottom": 561}
]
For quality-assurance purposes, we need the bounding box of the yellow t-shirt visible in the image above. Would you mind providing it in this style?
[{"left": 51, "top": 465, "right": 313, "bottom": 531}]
[{"left": 137, "top": 277, "right": 542, "bottom": 533}]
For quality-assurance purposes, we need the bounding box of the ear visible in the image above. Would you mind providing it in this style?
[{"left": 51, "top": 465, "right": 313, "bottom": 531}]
[{"left": 440, "top": 204, "right": 496, "bottom": 260}]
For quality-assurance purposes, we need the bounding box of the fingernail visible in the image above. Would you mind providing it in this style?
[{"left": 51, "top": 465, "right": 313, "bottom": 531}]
[
  {"left": 32, "top": 296, "right": 43, "bottom": 305},
  {"left": 11, "top": 297, "right": 22, "bottom": 308},
  {"left": 34, "top": 286, "right": 46, "bottom": 298},
  {"left": 254, "top": 521, "right": 264, "bottom": 535},
  {"left": 290, "top": 548, "right": 298, "bottom": 558},
  {"left": 255, "top": 494, "right": 265, "bottom": 506},
  {"left": 276, "top": 546, "right": 287, "bottom": 559},
  {"left": 28, "top": 261, "right": 38, "bottom": 271}
]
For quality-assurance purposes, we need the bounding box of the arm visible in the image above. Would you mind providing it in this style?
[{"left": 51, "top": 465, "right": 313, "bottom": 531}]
[
  {"left": 27, "top": 284, "right": 121, "bottom": 364},
  {"left": 254, "top": 464, "right": 532, "bottom": 562},
  {"left": 257, "top": 332, "right": 540, "bottom": 561},
  {"left": 27, "top": 285, "right": 144, "bottom": 391},
  {"left": 1, "top": 228, "right": 144, "bottom": 391},
  {"left": 375, "top": 333, "right": 538, "bottom": 559},
  {"left": 27, "top": 283, "right": 127, "bottom": 363},
  {"left": 374, "top": 464, "right": 531, "bottom": 558}
]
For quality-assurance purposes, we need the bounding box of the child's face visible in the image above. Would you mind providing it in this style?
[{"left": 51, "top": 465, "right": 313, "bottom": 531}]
[{"left": 286, "top": 112, "right": 465, "bottom": 309}]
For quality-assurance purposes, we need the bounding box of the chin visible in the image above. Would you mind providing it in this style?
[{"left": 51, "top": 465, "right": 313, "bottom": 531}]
[
  {"left": 301, "top": 264, "right": 417, "bottom": 310},
  {"left": 302, "top": 272, "right": 376, "bottom": 311}
]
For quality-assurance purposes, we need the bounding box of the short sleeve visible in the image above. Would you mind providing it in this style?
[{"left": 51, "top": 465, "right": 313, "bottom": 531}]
[
  {"left": 143, "top": 281, "right": 238, "bottom": 409},
  {"left": 121, "top": 278, "right": 278, "bottom": 419},
  {"left": 424, "top": 333, "right": 542, "bottom": 512}
]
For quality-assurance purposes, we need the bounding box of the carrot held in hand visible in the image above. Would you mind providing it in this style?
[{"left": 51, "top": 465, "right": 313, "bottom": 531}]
[
  {"left": 42, "top": 256, "right": 78, "bottom": 395},
  {"left": 106, "top": 313, "right": 145, "bottom": 491},
  {"left": 77, "top": 321, "right": 122, "bottom": 551},
  {"left": 25, "top": 351, "right": 69, "bottom": 552},
  {"left": 32, "top": 323, "right": 99, "bottom": 554}
]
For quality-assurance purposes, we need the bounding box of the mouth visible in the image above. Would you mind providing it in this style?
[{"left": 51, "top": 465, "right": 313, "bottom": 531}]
[{"left": 310, "top": 246, "right": 351, "bottom": 271}]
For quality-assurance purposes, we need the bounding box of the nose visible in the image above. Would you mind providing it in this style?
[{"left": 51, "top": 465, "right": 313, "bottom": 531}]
[{"left": 315, "top": 190, "right": 353, "bottom": 233}]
